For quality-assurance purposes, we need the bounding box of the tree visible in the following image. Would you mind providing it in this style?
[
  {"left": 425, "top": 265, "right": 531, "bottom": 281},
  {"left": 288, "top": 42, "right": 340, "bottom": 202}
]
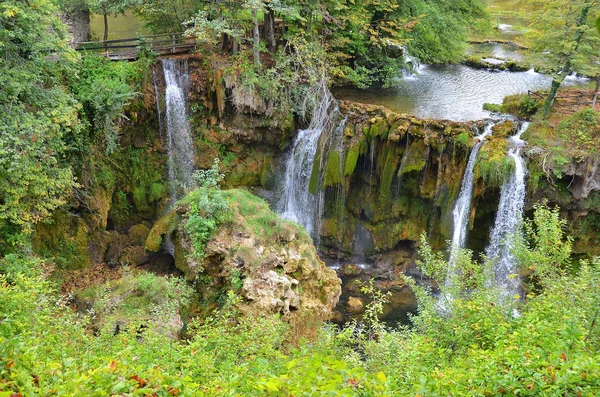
[
  {"left": 526, "top": 0, "right": 600, "bottom": 116},
  {"left": 89, "top": 0, "right": 141, "bottom": 41},
  {"left": 0, "top": 0, "right": 82, "bottom": 243}
]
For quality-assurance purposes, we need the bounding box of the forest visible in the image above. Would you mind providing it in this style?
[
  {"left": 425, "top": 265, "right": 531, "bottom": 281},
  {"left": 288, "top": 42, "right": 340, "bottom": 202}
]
[{"left": 1, "top": 0, "right": 600, "bottom": 395}]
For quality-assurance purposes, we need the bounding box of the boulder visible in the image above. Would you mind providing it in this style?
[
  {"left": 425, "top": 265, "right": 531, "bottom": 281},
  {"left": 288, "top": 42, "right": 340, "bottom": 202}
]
[
  {"left": 147, "top": 189, "right": 342, "bottom": 326},
  {"left": 347, "top": 296, "right": 365, "bottom": 314},
  {"left": 340, "top": 263, "right": 362, "bottom": 277}
]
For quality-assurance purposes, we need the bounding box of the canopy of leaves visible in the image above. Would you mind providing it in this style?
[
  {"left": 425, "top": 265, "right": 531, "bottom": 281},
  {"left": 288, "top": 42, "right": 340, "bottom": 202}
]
[
  {"left": 526, "top": 0, "right": 600, "bottom": 77},
  {"left": 0, "top": 1, "right": 81, "bottom": 237}
]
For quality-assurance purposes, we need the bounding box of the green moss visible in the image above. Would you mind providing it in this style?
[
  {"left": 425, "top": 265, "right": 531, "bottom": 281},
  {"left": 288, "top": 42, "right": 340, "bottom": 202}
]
[
  {"left": 145, "top": 211, "right": 179, "bottom": 252},
  {"left": 399, "top": 140, "right": 427, "bottom": 176},
  {"left": 308, "top": 145, "right": 323, "bottom": 195},
  {"left": 223, "top": 189, "right": 312, "bottom": 244},
  {"left": 323, "top": 151, "right": 342, "bottom": 187},
  {"left": 369, "top": 117, "right": 390, "bottom": 139},
  {"left": 491, "top": 121, "right": 515, "bottom": 138},
  {"left": 359, "top": 135, "right": 368, "bottom": 156},
  {"left": 344, "top": 143, "right": 360, "bottom": 176},
  {"left": 483, "top": 103, "right": 502, "bottom": 113},
  {"left": 379, "top": 145, "right": 399, "bottom": 198},
  {"left": 260, "top": 157, "right": 275, "bottom": 189},
  {"left": 476, "top": 137, "right": 511, "bottom": 189},
  {"left": 111, "top": 190, "right": 131, "bottom": 225},
  {"left": 456, "top": 132, "right": 471, "bottom": 147},
  {"left": 501, "top": 94, "right": 541, "bottom": 119},
  {"left": 33, "top": 211, "right": 90, "bottom": 270},
  {"left": 76, "top": 270, "right": 193, "bottom": 333}
]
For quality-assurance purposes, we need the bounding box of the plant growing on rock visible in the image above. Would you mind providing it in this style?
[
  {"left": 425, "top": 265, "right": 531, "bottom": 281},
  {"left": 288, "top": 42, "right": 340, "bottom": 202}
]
[{"left": 183, "top": 160, "right": 231, "bottom": 263}]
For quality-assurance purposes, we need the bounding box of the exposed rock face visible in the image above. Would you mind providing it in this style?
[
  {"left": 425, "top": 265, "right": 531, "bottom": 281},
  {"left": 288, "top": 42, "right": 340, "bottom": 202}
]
[
  {"left": 568, "top": 158, "right": 600, "bottom": 200},
  {"left": 60, "top": 10, "right": 90, "bottom": 45},
  {"left": 146, "top": 189, "right": 342, "bottom": 323},
  {"left": 315, "top": 101, "right": 492, "bottom": 257}
]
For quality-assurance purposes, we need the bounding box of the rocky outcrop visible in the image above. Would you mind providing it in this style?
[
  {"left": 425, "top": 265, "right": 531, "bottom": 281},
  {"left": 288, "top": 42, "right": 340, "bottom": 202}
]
[
  {"left": 60, "top": 10, "right": 90, "bottom": 45},
  {"left": 146, "top": 189, "right": 341, "bottom": 323},
  {"left": 313, "top": 101, "right": 496, "bottom": 258}
]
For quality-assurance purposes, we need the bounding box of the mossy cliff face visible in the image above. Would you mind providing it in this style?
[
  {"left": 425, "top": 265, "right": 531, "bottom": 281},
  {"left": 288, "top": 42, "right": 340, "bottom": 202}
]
[
  {"left": 316, "top": 102, "right": 514, "bottom": 259},
  {"left": 33, "top": 54, "right": 297, "bottom": 270},
  {"left": 146, "top": 189, "right": 341, "bottom": 326},
  {"left": 153, "top": 55, "right": 295, "bottom": 191}
]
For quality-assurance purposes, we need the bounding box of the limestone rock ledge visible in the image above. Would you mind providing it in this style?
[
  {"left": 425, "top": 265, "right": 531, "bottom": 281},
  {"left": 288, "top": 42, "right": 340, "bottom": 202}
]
[{"left": 146, "top": 189, "right": 341, "bottom": 322}]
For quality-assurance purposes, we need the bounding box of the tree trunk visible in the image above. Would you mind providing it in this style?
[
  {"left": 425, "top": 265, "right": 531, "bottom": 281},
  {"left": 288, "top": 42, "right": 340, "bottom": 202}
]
[
  {"left": 103, "top": 12, "right": 108, "bottom": 42},
  {"left": 252, "top": 8, "right": 260, "bottom": 67},
  {"left": 264, "top": 8, "right": 276, "bottom": 52},
  {"left": 232, "top": 37, "right": 239, "bottom": 54},
  {"left": 542, "top": 3, "right": 593, "bottom": 118},
  {"left": 593, "top": 74, "right": 600, "bottom": 109},
  {"left": 221, "top": 33, "right": 229, "bottom": 52},
  {"left": 541, "top": 77, "right": 564, "bottom": 117}
]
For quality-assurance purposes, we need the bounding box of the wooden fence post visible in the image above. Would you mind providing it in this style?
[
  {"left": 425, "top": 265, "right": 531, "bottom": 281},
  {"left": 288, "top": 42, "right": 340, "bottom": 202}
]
[{"left": 592, "top": 74, "right": 600, "bottom": 109}]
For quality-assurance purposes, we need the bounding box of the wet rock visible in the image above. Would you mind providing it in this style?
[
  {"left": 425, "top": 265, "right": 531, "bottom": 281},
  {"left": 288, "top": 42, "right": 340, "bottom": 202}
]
[
  {"left": 127, "top": 224, "right": 150, "bottom": 246},
  {"left": 147, "top": 189, "right": 342, "bottom": 330},
  {"left": 120, "top": 245, "right": 151, "bottom": 266},
  {"left": 369, "top": 261, "right": 394, "bottom": 280},
  {"left": 374, "top": 280, "right": 405, "bottom": 292},
  {"left": 329, "top": 310, "right": 344, "bottom": 324},
  {"left": 340, "top": 263, "right": 362, "bottom": 277},
  {"left": 347, "top": 296, "right": 365, "bottom": 314},
  {"left": 242, "top": 270, "right": 300, "bottom": 315},
  {"left": 88, "top": 230, "right": 112, "bottom": 264},
  {"left": 345, "top": 279, "right": 363, "bottom": 295}
]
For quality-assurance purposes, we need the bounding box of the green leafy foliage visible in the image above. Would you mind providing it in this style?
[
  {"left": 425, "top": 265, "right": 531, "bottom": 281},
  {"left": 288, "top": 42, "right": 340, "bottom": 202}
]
[
  {"left": 2, "top": 205, "right": 600, "bottom": 395},
  {"left": 183, "top": 160, "right": 231, "bottom": 262},
  {"left": 76, "top": 270, "right": 193, "bottom": 333},
  {"left": 71, "top": 56, "right": 139, "bottom": 154},
  {"left": 0, "top": 0, "right": 81, "bottom": 240}
]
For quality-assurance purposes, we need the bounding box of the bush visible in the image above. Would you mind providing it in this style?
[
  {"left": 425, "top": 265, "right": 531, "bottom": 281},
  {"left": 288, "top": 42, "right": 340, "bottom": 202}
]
[{"left": 183, "top": 160, "right": 231, "bottom": 262}]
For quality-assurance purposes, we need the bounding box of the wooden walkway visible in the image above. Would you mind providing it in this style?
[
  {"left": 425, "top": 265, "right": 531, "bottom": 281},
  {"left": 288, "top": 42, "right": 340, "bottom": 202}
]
[
  {"left": 74, "top": 33, "right": 196, "bottom": 60},
  {"left": 528, "top": 89, "right": 600, "bottom": 114}
]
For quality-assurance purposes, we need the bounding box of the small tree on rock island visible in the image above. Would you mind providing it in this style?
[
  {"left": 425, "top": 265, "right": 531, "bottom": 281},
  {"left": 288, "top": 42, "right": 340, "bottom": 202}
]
[{"left": 527, "top": 0, "right": 600, "bottom": 116}]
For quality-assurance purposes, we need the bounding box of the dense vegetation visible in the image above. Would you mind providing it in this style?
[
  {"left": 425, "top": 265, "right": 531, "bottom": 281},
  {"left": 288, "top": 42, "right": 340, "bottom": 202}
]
[
  {"left": 2, "top": 205, "right": 600, "bottom": 395},
  {"left": 2, "top": 0, "right": 600, "bottom": 396}
]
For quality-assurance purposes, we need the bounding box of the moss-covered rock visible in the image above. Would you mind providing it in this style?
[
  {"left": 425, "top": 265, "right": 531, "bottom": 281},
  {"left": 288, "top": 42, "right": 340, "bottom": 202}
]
[
  {"left": 323, "top": 150, "right": 342, "bottom": 187},
  {"left": 146, "top": 189, "right": 341, "bottom": 328},
  {"left": 145, "top": 211, "right": 179, "bottom": 252}
]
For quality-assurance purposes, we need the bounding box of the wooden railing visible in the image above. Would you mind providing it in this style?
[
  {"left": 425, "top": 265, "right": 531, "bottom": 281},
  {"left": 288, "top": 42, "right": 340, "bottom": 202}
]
[
  {"left": 74, "top": 33, "right": 196, "bottom": 60},
  {"left": 528, "top": 90, "right": 599, "bottom": 112}
]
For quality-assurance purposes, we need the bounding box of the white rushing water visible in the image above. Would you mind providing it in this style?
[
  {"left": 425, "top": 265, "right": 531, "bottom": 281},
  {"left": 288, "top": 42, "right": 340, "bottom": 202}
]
[
  {"left": 447, "top": 122, "right": 494, "bottom": 271},
  {"left": 280, "top": 84, "right": 338, "bottom": 240},
  {"left": 162, "top": 58, "right": 196, "bottom": 197},
  {"left": 486, "top": 121, "right": 530, "bottom": 300}
]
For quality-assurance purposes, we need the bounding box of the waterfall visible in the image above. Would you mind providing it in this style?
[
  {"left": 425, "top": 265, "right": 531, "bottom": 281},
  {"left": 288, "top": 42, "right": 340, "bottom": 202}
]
[
  {"left": 152, "top": 65, "right": 164, "bottom": 139},
  {"left": 447, "top": 122, "right": 494, "bottom": 269},
  {"left": 402, "top": 47, "right": 421, "bottom": 79},
  {"left": 486, "top": 121, "right": 530, "bottom": 300},
  {"left": 162, "top": 58, "right": 196, "bottom": 198},
  {"left": 280, "top": 84, "right": 339, "bottom": 239}
]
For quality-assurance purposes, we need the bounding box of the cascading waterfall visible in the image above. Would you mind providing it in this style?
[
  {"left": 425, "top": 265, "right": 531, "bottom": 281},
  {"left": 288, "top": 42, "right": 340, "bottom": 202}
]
[
  {"left": 486, "top": 121, "right": 530, "bottom": 300},
  {"left": 447, "top": 122, "right": 494, "bottom": 270},
  {"left": 153, "top": 59, "right": 197, "bottom": 255},
  {"left": 280, "top": 84, "right": 339, "bottom": 240},
  {"left": 402, "top": 47, "right": 421, "bottom": 79},
  {"left": 152, "top": 66, "right": 164, "bottom": 139},
  {"left": 162, "top": 58, "right": 196, "bottom": 198}
]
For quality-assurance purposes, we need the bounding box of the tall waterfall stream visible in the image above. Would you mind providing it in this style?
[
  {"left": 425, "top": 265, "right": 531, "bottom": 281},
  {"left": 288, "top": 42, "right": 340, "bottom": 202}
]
[
  {"left": 153, "top": 58, "right": 197, "bottom": 253},
  {"left": 486, "top": 121, "right": 530, "bottom": 301}
]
